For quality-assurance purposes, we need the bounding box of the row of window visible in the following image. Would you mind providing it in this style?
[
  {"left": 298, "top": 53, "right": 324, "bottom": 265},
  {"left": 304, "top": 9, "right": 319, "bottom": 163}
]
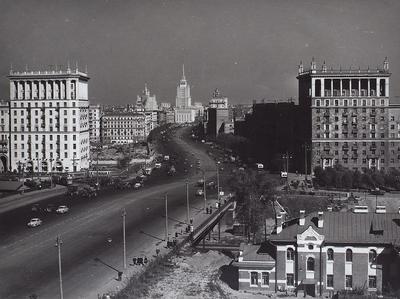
[
  {"left": 315, "top": 99, "right": 387, "bottom": 107},
  {"left": 12, "top": 101, "right": 78, "bottom": 108},
  {"left": 286, "top": 248, "right": 377, "bottom": 263},
  {"left": 326, "top": 274, "right": 376, "bottom": 289},
  {"left": 316, "top": 133, "right": 387, "bottom": 139}
]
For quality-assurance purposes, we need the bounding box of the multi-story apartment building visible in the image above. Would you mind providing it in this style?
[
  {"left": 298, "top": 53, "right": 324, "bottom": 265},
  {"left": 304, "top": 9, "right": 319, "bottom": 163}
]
[
  {"left": 6, "top": 67, "right": 90, "bottom": 173},
  {"left": 0, "top": 101, "right": 10, "bottom": 172},
  {"left": 297, "top": 58, "right": 398, "bottom": 172},
  {"left": 89, "top": 104, "right": 101, "bottom": 143},
  {"left": 100, "top": 112, "right": 150, "bottom": 144},
  {"left": 236, "top": 209, "right": 400, "bottom": 297}
]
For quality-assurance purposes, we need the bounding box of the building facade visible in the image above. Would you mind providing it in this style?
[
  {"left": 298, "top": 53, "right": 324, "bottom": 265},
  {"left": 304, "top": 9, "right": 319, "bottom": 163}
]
[
  {"left": 0, "top": 101, "right": 9, "bottom": 172},
  {"left": 205, "top": 89, "right": 233, "bottom": 136},
  {"left": 6, "top": 67, "right": 90, "bottom": 173},
  {"left": 298, "top": 58, "right": 400, "bottom": 172},
  {"left": 89, "top": 104, "right": 101, "bottom": 143},
  {"left": 100, "top": 112, "right": 150, "bottom": 144},
  {"left": 237, "top": 209, "right": 400, "bottom": 297},
  {"left": 176, "top": 64, "right": 191, "bottom": 108},
  {"left": 136, "top": 83, "right": 158, "bottom": 112}
]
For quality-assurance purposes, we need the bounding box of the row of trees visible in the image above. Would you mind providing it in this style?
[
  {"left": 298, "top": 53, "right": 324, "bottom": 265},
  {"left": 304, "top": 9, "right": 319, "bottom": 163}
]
[{"left": 313, "top": 165, "right": 400, "bottom": 190}]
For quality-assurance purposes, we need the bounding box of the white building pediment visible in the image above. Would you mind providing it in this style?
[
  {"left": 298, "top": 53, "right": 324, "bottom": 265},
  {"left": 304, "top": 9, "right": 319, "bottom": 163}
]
[{"left": 297, "top": 225, "right": 324, "bottom": 246}]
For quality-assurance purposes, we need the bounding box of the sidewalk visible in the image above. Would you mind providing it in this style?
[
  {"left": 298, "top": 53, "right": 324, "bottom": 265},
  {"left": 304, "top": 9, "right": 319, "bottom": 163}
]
[
  {"left": 95, "top": 194, "right": 225, "bottom": 298},
  {"left": 0, "top": 184, "right": 67, "bottom": 214}
]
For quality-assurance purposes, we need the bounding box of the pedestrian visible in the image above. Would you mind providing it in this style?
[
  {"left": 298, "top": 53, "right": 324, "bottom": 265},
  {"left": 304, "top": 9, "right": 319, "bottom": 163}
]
[{"left": 206, "top": 207, "right": 209, "bottom": 214}]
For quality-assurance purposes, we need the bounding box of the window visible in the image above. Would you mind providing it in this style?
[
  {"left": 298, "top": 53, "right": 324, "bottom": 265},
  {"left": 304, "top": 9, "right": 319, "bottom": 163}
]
[
  {"left": 327, "top": 249, "right": 334, "bottom": 261},
  {"left": 262, "top": 272, "right": 269, "bottom": 286},
  {"left": 368, "top": 276, "right": 377, "bottom": 289},
  {"left": 346, "top": 249, "right": 352, "bottom": 262},
  {"left": 327, "top": 275, "right": 334, "bottom": 288},
  {"left": 287, "top": 274, "right": 294, "bottom": 286},
  {"left": 287, "top": 248, "right": 295, "bottom": 261},
  {"left": 346, "top": 275, "right": 353, "bottom": 288},
  {"left": 369, "top": 249, "right": 377, "bottom": 263},
  {"left": 307, "top": 257, "right": 315, "bottom": 271},
  {"left": 250, "top": 272, "right": 258, "bottom": 285}
]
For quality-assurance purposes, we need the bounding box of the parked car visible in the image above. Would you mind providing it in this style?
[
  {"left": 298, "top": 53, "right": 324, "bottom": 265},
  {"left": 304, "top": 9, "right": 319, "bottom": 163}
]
[
  {"left": 56, "top": 205, "right": 69, "bottom": 214},
  {"left": 154, "top": 163, "right": 162, "bottom": 169},
  {"left": 370, "top": 188, "right": 385, "bottom": 196},
  {"left": 27, "top": 218, "right": 42, "bottom": 228},
  {"left": 134, "top": 182, "right": 142, "bottom": 189}
]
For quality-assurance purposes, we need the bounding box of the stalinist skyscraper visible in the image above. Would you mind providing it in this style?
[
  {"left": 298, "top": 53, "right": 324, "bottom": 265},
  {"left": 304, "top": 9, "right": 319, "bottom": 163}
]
[{"left": 175, "top": 65, "right": 191, "bottom": 108}]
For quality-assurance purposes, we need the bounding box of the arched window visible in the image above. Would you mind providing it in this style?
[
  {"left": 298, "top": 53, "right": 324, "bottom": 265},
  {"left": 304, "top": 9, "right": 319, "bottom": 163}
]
[
  {"left": 327, "top": 248, "right": 334, "bottom": 261},
  {"left": 307, "top": 257, "right": 315, "bottom": 271},
  {"left": 346, "top": 249, "right": 353, "bottom": 262},
  {"left": 287, "top": 248, "right": 294, "bottom": 261},
  {"left": 369, "top": 249, "right": 377, "bottom": 263}
]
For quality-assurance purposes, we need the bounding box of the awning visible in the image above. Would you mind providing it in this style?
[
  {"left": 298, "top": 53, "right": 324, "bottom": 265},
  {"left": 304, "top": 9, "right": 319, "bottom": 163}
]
[{"left": 301, "top": 279, "right": 316, "bottom": 285}]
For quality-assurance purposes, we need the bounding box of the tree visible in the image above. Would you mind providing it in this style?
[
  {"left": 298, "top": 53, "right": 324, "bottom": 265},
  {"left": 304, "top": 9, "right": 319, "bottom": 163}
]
[{"left": 229, "top": 169, "right": 276, "bottom": 243}]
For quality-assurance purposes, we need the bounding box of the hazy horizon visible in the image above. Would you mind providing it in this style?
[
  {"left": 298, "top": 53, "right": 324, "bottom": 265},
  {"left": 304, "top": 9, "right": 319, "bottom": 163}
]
[{"left": 1, "top": 0, "right": 399, "bottom": 105}]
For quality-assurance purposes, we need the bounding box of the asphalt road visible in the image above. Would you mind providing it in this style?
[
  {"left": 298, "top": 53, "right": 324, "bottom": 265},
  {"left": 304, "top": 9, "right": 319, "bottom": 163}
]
[{"left": 0, "top": 127, "right": 219, "bottom": 299}]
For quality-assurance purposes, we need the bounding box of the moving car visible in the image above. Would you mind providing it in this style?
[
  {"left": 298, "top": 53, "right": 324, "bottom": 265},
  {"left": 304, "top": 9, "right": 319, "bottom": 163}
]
[
  {"left": 281, "top": 171, "right": 288, "bottom": 178},
  {"left": 27, "top": 218, "right": 42, "bottom": 228},
  {"left": 56, "top": 205, "right": 69, "bottom": 214},
  {"left": 45, "top": 204, "right": 56, "bottom": 213},
  {"left": 134, "top": 182, "right": 142, "bottom": 189},
  {"left": 154, "top": 163, "right": 162, "bottom": 169},
  {"left": 195, "top": 189, "right": 204, "bottom": 196}
]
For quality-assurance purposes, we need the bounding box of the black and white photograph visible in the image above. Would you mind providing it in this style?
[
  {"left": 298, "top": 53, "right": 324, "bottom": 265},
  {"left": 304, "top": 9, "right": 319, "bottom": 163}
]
[{"left": 0, "top": 0, "right": 400, "bottom": 298}]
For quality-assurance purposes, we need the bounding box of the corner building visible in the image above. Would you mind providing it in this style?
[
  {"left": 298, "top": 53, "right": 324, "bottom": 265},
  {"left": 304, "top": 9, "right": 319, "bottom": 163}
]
[
  {"left": 7, "top": 67, "right": 90, "bottom": 173},
  {"left": 297, "top": 58, "right": 399, "bottom": 172},
  {"left": 236, "top": 210, "right": 400, "bottom": 297}
]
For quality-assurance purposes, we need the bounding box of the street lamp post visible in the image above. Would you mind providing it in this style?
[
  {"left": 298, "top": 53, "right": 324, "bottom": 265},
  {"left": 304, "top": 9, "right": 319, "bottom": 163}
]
[
  {"left": 55, "top": 235, "right": 64, "bottom": 299},
  {"left": 282, "top": 152, "right": 292, "bottom": 191},
  {"left": 216, "top": 161, "right": 220, "bottom": 207},
  {"left": 122, "top": 208, "right": 127, "bottom": 269},
  {"left": 165, "top": 193, "right": 169, "bottom": 242},
  {"left": 186, "top": 180, "right": 190, "bottom": 225},
  {"left": 302, "top": 143, "right": 311, "bottom": 180},
  {"left": 203, "top": 171, "right": 207, "bottom": 213}
]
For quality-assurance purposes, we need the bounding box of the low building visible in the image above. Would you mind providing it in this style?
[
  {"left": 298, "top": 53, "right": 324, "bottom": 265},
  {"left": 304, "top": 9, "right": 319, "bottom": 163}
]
[
  {"left": 100, "top": 112, "right": 150, "bottom": 144},
  {"left": 236, "top": 209, "right": 400, "bottom": 297}
]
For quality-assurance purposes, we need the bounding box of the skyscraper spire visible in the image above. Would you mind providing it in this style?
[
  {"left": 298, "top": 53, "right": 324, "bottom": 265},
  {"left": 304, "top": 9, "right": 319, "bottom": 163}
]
[{"left": 182, "top": 64, "right": 186, "bottom": 80}]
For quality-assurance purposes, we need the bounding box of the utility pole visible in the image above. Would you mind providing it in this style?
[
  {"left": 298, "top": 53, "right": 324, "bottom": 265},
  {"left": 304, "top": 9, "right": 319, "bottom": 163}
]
[
  {"left": 122, "top": 208, "right": 127, "bottom": 269},
  {"left": 55, "top": 235, "right": 64, "bottom": 299},
  {"left": 186, "top": 180, "right": 190, "bottom": 224},
  {"left": 203, "top": 171, "right": 207, "bottom": 213},
  {"left": 216, "top": 162, "right": 220, "bottom": 207},
  {"left": 165, "top": 193, "right": 169, "bottom": 242}
]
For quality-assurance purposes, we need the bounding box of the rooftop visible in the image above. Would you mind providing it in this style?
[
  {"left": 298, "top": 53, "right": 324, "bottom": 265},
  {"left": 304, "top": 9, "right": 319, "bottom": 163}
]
[{"left": 270, "top": 211, "right": 400, "bottom": 246}]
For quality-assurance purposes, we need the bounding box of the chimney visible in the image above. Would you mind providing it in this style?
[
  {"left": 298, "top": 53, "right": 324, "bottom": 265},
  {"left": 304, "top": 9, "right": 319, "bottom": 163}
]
[
  {"left": 318, "top": 211, "right": 324, "bottom": 228},
  {"left": 299, "top": 210, "right": 305, "bottom": 226},
  {"left": 276, "top": 214, "right": 283, "bottom": 234}
]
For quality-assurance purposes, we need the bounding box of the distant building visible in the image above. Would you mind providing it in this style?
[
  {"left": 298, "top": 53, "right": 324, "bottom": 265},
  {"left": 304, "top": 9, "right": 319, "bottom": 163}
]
[
  {"left": 6, "top": 66, "right": 90, "bottom": 173},
  {"left": 101, "top": 112, "right": 150, "bottom": 144},
  {"left": 158, "top": 109, "right": 175, "bottom": 125},
  {"left": 89, "top": 104, "right": 101, "bottom": 143},
  {"left": 176, "top": 65, "right": 191, "bottom": 108},
  {"left": 174, "top": 65, "right": 197, "bottom": 123},
  {"left": 236, "top": 209, "right": 400, "bottom": 297},
  {"left": 234, "top": 100, "right": 303, "bottom": 172},
  {"left": 136, "top": 83, "right": 158, "bottom": 111},
  {"left": 160, "top": 102, "right": 171, "bottom": 110},
  {"left": 205, "top": 89, "right": 233, "bottom": 136}
]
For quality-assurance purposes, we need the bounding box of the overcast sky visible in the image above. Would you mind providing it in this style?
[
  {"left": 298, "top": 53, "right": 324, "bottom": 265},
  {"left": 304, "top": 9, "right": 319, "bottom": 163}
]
[{"left": 1, "top": 0, "right": 399, "bottom": 105}]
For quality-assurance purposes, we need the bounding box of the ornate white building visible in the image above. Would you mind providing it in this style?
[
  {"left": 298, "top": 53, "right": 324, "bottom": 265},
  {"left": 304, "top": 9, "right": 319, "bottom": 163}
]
[{"left": 7, "top": 66, "right": 90, "bottom": 173}]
